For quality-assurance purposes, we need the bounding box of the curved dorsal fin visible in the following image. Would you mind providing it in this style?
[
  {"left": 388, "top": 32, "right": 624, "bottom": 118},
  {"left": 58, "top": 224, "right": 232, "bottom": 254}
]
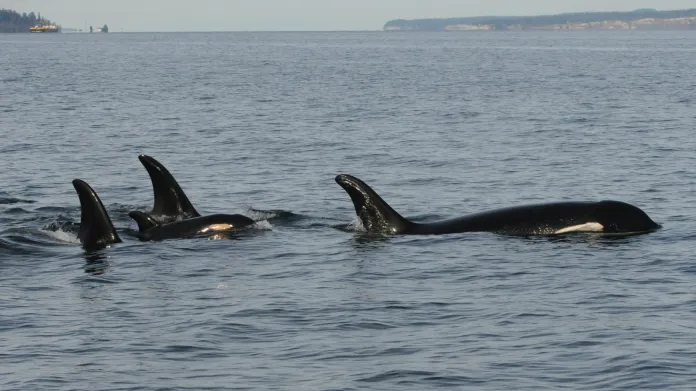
[
  {"left": 335, "top": 174, "right": 413, "bottom": 234},
  {"left": 72, "top": 179, "right": 122, "bottom": 250},
  {"left": 138, "top": 155, "right": 200, "bottom": 219}
]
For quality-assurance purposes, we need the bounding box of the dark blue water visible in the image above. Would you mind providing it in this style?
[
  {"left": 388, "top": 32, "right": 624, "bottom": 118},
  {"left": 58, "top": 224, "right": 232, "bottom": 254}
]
[{"left": 2, "top": 31, "right": 696, "bottom": 390}]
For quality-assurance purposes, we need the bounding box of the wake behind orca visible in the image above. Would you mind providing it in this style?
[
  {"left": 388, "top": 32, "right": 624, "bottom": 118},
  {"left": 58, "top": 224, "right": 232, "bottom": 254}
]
[{"left": 335, "top": 174, "right": 660, "bottom": 236}]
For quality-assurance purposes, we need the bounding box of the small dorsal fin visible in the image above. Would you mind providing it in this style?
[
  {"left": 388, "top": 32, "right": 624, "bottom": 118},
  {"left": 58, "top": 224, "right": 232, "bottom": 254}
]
[
  {"left": 72, "top": 179, "right": 122, "bottom": 250},
  {"left": 138, "top": 154, "right": 200, "bottom": 219},
  {"left": 128, "top": 211, "right": 161, "bottom": 232}
]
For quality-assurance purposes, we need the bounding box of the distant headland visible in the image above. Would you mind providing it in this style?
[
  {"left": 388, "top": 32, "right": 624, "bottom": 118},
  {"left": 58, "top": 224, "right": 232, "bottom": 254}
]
[
  {"left": 0, "top": 8, "right": 110, "bottom": 33},
  {"left": 384, "top": 8, "right": 696, "bottom": 31}
]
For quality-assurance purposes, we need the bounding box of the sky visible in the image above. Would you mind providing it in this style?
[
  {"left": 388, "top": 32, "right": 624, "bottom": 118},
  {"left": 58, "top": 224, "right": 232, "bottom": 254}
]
[{"left": 2, "top": 0, "right": 695, "bottom": 32}]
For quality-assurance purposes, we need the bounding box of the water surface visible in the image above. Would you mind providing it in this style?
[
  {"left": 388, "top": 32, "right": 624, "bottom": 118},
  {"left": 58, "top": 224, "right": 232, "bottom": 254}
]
[{"left": 2, "top": 31, "right": 696, "bottom": 390}]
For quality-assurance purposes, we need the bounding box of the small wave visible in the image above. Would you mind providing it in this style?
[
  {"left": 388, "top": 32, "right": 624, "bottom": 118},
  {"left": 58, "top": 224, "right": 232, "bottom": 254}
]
[
  {"left": 0, "top": 197, "right": 35, "bottom": 205},
  {"left": 246, "top": 208, "right": 302, "bottom": 222},
  {"left": 358, "top": 370, "right": 435, "bottom": 383},
  {"left": 344, "top": 217, "right": 366, "bottom": 232},
  {"left": 43, "top": 220, "right": 80, "bottom": 234},
  {"left": 3, "top": 228, "right": 75, "bottom": 248},
  {"left": 337, "top": 321, "right": 396, "bottom": 330},
  {"left": 0, "top": 220, "right": 81, "bottom": 249},
  {"left": 35, "top": 206, "right": 73, "bottom": 214},
  {"left": 38, "top": 228, "right": 80, "bottom": 245},
  {"left": 357, "top": 370, "right": 484, "bottom": 386},
  {"left": 4, "top": 207, "right": 32, "bottom": 215},
  {"left": 253, "top": 220, "right": 273, "bottom": 230}
]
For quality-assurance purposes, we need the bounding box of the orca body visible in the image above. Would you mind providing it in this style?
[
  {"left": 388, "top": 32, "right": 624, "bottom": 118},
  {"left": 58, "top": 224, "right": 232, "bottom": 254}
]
[
  {"left": 128, "top": 211, "right": 255, "bottom": 242},
  {"left": 72, "top": 179, "right": 122, "bottom": 250},
  {"left": 335, "top": 174, "right": 660, "bottom": 236},
  {"left": 138, "top": 154, "right": 200, "bottom": 222}
]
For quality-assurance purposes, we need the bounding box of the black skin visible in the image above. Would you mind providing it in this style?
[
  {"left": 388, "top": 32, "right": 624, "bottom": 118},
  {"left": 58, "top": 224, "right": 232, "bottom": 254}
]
[
  {"left": 137, "top": 154, "right": 200, "bottom": 222},
  {"left": 128, "top": 211, "right": 255, "bottom": 242},
  {"left": 133, "top": 155, "right": 257, "bottom": 241},
  {"left": 335, "top": 174, "right": 661, "bottom": 236},
  {"left": 72, "top": 179, "right": 122, "bottom": 250}
]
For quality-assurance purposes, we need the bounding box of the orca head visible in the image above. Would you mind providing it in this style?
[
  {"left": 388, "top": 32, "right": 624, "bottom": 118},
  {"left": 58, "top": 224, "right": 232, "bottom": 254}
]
[
  {"left": 128, "top": 211, "right": 161, "bottom": 233},
  {"left": 335, "top": 174, "right": 412, "bottom": 234},
  {"left": 595, "top": 200, "right": 660, "bottom": 233},
  {"left": 72, "top": 179, "right": 122, "bottom": 250},
  {"left": 138, "top": 154, "right": 200, "bottom": 220}
]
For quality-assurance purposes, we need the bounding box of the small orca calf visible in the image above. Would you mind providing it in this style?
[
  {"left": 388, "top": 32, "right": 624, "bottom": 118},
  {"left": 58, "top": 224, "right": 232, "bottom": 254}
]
[
  {"left": 72, "top": 179, "right": 122, "bottom": 250},
  {"left": 335, "top": 174, "right": 660, "bottom": 236},
  {"left": 137, "top": 154, "right": 200, "bottom": 222},
  {"left": 128, "top": 211, "right": 255, "bottom": 242}
]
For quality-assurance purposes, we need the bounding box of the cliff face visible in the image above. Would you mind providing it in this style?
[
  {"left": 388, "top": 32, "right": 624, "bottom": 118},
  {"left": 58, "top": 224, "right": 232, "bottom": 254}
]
[
  {"left": 502, "top": 16, "right": 696, "bottom": 31},
  {"left": 384, "top": 9, "right": 696, "bottom": 31}
]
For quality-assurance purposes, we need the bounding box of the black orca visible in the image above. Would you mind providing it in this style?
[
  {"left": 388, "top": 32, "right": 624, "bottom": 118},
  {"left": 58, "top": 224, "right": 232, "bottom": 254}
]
[
  {"left": 72, "top": 179, "right": 122, "bottom": 250},
  {"left": 137, "top": 154, "right": 200, "bottom": 221},
  {"left": 128, "top": 211, "right": 255, "bottom": 242},
  {"left": 335, "top": 174, "right": 660, "bottom": 236}
]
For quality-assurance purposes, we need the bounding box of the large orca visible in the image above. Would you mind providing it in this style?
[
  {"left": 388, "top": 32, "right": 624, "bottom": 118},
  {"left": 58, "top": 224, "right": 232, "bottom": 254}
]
[
  {"left": 137, "top": 154, "right": 200, "bottom": 222},
  {"left": 72, "top": 179, "right": 122, "bottom": 250},
  {"left": 335, "top": 174, "right": 660, "bottom": 236},
  {"left": 128, "top": 211, "right": 255, "bottom": 242}
]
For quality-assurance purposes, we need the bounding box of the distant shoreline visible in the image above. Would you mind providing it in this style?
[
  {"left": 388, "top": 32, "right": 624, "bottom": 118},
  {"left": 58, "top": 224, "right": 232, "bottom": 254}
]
[{"left": 384, "top": 8, "right": 696, "bottom": 31}]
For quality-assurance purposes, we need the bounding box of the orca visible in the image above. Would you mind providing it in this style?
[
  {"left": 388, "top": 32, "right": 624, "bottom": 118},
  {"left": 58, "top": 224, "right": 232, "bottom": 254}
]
[
  {"left": 335, "top": 174, "right": 660, "bottom": 236},
  {"left": 128, "top": 211, "right": 255, "bottom": 242},
  {"left": 72, "top": 179, "right": 122, "bottom": 250},
  {"left": 137, "top": 154, "right": 200, "bottom": 222}
]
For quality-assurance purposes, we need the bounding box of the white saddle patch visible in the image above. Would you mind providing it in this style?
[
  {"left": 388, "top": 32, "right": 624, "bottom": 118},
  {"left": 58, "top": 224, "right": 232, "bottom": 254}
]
[
  {"left": 200, "top": 224, "right": 234, "bottom": 233},
  {"left": 554, "top": 222, "right": 604, "bottom": 234}
]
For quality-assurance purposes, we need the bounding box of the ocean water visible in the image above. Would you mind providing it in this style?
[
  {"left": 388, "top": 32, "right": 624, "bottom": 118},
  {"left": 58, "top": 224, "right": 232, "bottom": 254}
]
[{"left": 2, "top": 31, "right": 696, "bottom": 390}]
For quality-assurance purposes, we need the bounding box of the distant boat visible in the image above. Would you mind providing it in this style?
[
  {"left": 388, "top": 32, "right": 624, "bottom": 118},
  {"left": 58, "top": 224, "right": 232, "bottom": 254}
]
[
  {"left": 90, "top": 24, "right": 108, "bottom": 33},
  {"left": 29, "top": 24, "right": 61, "bottom": 33}
]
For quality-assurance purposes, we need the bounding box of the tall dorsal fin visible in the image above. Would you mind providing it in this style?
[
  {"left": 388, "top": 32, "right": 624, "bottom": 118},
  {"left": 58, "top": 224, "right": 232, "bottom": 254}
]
[
  {"left": 72, "top": 179, "right": 122, "bottom": 250},
  {"left": 138, "top": 154, "right": 200, "bottom": 219},
  {"left": 128, "top": 211, "right": 161, "bottom": 232},
  {"left": 335, "top": 174, "right": 413, "bottom": 234}
]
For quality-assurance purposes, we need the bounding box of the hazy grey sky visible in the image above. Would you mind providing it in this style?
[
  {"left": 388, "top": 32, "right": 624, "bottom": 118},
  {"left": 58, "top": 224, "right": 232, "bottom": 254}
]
[{"left": 2, "top": 0, "right": 695, "bottom": 31}]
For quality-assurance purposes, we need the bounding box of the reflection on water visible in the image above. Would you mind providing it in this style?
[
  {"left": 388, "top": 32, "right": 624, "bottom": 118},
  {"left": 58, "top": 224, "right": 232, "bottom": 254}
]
[{"left": 83, "top": 250, "right": 111, "bottom": 275}]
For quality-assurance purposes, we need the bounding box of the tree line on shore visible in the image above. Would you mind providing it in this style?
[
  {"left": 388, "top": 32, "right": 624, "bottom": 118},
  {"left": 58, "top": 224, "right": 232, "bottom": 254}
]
[{"left": 0, "top": 9, "right": 51, "bottom": 26}]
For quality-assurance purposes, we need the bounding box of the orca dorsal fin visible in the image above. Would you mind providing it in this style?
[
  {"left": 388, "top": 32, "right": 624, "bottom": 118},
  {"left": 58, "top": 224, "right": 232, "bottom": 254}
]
[
  {"left": 138, "top": 154, "right": 200, "bottom": 219},
  {"left": 128, "top": 211, "right": 161, "bottom": 232},
  {"left": 335, "top": 174, "right": 413, "bottom": 234},
  {"left": 72, "top": 179, "right": 122, "bottom": 250}
]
